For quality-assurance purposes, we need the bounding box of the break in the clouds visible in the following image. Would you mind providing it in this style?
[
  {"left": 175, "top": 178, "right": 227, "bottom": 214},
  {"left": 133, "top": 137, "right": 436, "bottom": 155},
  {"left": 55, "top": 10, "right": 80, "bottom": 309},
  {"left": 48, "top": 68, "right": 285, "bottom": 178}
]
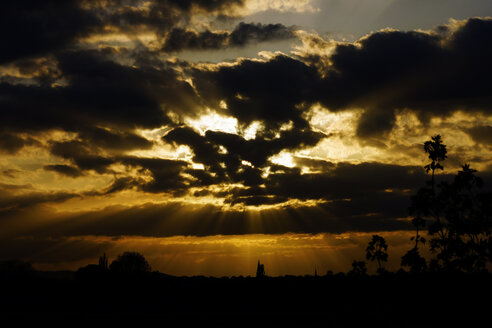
[{"left": 1, "top": 0, "right": 492, "bottom": 273}]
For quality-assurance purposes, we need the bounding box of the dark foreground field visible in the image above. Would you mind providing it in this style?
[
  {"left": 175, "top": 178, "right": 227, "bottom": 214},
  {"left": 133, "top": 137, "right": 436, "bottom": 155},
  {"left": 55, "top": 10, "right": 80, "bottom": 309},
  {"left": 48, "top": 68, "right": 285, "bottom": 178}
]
[{"left": 1, "top": 270, "right": 490, "bottom": 326}]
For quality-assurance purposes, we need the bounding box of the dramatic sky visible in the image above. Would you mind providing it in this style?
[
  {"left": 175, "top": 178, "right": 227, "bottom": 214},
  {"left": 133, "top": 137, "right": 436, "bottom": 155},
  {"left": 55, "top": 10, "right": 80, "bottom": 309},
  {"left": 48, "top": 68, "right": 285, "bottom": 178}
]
[{"left": 1, "top": 0, "right": 492, "bottom": 276}]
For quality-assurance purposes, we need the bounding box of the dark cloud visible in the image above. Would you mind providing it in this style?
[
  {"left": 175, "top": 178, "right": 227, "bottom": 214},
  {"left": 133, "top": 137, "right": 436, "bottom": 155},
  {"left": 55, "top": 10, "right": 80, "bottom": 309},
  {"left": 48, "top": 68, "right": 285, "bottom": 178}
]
[
  {"left": 206, "top": 128, "right": 324, "bottom": 167},
  {"left": 118, "top": 156, "right": 192, "bottom": 194},
  {"left": 220, "top": 161, "right": 492, "bottom": 209},
  {"left": 0, "top": 0, "right": 247, "bottom": 64},
  {"left": 165, "top": 0, "right": 245, "bottom": 12},
  {"left": 0, "top": 190, "right": 80, "bottom": 214},
  {"left": 0, "top": 200, "right": 413, "bottom": 239},
  {"left": 192, "top": 54, "right": 320, "bottom": 129},
  {"left": 81, "top": 176, "right": 144, "bottom": 196},
  {"left": 0, "top": 48, "right": 201, "bottom": 159},
  {"left": 6, "top": 6, "right": 491, "bottom": 150},
  {"left": 47, "top": 139, "right": 196, "bottom": 193},
  {"left": 224, "top": 162, "right": 430, "bottom": 205},
  {"left": 1, "top": 169, "right": 21, "bottom": 178},
  {"left": 44, "top": 164, "right": 84, "bottom": 178},
  {"left": 45, "top": 130, "right": 200, "bottom": 193},
  {"left": 229, "top": 22, "right": 295, "bottom": 45},
  {"left": 3, "top": 161, "right": 491, "bottom": 237},
  {"left": 163, "top": 125, "right": 325, "bottom": 186},
  {"left": 163, "top": 127, "right": 227, "bottom": 180},
  {"left": 0, "top": 0, "right": 100, "bottom": 64},
  {"left": 50, "top": 140, "right": 114, "bottom": 174},
  {"left": 45, "top": 123, "right": 436, "bottom": 214},
  {"left": 101, "top": 0, "right": 247, "bottom": 40},
  {"left": 77, "top": 127, "right": 153, "bottom": 152},
  {"left": 5, "top": 57, "right": 62, "bottom": 86},
  {"left": 162, "top": 22, "right": 296, "bottom": 52},
  {"left": 311, "top": 18, "right": 492, "bottom": 139},
  {"left": 0, "top": 133, "right": 34, "bottom": 154},
  {"left": 466, "top": 125, "right": 492, "bottom": 145},
  {"left": 163, "top": 28, "right": 229, "bottom": 52},
  {"left": 54, "top": 49, "right": 200, "bottom": 127}
]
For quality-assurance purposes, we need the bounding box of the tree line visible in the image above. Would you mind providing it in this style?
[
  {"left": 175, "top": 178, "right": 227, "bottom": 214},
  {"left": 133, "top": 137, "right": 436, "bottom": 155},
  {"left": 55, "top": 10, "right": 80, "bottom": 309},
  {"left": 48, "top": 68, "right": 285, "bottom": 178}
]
[{"left": 349, "top": 135, "right": 492, "bottom": 275}]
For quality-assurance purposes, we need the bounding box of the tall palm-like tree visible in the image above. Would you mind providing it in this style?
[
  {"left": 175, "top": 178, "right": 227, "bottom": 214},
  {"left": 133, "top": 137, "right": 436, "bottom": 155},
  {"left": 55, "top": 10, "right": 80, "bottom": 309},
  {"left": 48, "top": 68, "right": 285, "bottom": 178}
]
[
  {"left": 424, "top": 134, "right": 447, "bottom": 192},
  {"left": 366, "top": 235, "right": 388, "bottom": 274}
]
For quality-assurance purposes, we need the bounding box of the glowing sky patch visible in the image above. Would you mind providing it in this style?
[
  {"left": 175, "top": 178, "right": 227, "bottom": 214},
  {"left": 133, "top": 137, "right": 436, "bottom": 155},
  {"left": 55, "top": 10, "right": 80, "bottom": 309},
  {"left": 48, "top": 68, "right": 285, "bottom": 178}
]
[
  {"left": 15, "top": 231, "right": 420, "bottom": 276},
  {"left": 185, "top": 112, "right": 239, "bottom": 135}
]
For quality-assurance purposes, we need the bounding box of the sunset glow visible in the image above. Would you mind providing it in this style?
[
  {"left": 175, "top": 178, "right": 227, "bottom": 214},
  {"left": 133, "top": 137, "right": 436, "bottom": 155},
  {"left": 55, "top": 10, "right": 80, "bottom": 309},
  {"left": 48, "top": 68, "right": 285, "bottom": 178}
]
[{"left": 1, "top": 0, "right": 492, "bottom": 277}]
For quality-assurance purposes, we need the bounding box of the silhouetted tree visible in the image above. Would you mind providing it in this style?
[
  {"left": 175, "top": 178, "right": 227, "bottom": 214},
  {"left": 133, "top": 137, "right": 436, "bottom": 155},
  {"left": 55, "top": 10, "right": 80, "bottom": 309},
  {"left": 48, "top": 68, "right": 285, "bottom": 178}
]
[
  {"left": 401, "top": 217, "right": 427, "bottom": 273},
  {"left": 366, "top": 235, "right": 388, "bottom": 274},
  {"left": 348, "top": 260, "right": 367, "bottom": 276},
  {"left": 109, "top": 251, "right": 151, "bottom": 275},
  {"left": 401, "top": 135, "right": 447, "bottom": 273},
  {"left": 411, "top": 137, "right": 492, "bottom": 272},
  {"left": 410, "top": 217, "right": 427, "bottom": 250},
  {"left": 401, "top": 247, "right": 427, "bottom": 273},
  {"left": 430, "top": 165, "right": 491, "bottom": 271},
  {"left": 98, "top": 253, "right": 108, "bottom": 271},
  {"left": 424, "top": 134, "right": 447, "bottom": 192}
]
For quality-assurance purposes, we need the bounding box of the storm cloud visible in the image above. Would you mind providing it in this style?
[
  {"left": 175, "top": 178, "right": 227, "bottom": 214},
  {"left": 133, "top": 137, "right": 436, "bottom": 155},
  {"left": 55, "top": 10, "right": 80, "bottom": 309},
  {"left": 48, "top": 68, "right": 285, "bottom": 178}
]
[
  {"left": 0, "top": 0, "right": 248, "bottom": 64},
  {"left": 192, "top": 54, "right": 320, "bottom": 129},
  {"left": 314, "top": 18, "right": 492, "bottom": 139},
  {"left": 162, "top": 22, "right": 296, "bottom": 52}
]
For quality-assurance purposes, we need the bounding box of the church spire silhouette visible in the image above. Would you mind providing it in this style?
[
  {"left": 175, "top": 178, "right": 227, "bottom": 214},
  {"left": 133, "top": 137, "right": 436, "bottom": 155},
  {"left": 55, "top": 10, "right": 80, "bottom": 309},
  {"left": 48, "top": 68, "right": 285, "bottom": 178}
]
[{"left": 256, "top": 260, "right": 265, "bottom": 278}]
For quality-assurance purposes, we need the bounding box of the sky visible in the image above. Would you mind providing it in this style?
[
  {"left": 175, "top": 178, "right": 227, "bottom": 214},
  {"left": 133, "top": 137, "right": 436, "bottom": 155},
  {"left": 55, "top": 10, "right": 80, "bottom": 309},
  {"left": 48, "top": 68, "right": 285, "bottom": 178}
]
[{"left": 1, "top": 0, "right": 492, "bottom": 276}]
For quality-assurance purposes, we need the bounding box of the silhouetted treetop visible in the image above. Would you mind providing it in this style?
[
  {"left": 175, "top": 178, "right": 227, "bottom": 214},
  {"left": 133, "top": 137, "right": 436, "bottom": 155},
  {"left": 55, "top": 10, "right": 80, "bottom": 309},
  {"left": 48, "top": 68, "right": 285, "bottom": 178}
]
[
  {"left": 366, "top": 235, "right": 388, "bottom": 274},
  {"left": 409, "top": 136, "right": 492, "bottom": 272},
  {"left": 401, "top": 247, "right": 427, "bottom": 273},
  {"left": 424, "top": 134, "right": 447, "bottom": 190},
  {"left": 424, "top": 134, "right": 447, "bottom": 173},
  {"left": 109, "top": 251, "right": 151, "bottom": 275},
  {"left": 348, "top": 260, "right": 367, "bottom": 276}
]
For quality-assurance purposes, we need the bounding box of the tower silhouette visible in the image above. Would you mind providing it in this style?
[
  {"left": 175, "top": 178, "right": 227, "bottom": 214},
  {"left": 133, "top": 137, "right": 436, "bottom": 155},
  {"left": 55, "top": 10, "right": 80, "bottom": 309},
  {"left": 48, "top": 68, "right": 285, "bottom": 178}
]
[
  {"left": 98, "top": 253, "right": 108, "bottom": 271},
  {"left": 256, "top": 260, "right": 265, "bottom": 278}
]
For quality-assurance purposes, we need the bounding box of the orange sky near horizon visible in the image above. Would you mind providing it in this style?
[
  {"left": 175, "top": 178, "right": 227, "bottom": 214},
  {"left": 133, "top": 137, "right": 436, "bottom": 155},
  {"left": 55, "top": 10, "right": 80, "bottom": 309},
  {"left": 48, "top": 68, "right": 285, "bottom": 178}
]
[{"left": 27, "top": 231, "right": 420, "bottom": 276}]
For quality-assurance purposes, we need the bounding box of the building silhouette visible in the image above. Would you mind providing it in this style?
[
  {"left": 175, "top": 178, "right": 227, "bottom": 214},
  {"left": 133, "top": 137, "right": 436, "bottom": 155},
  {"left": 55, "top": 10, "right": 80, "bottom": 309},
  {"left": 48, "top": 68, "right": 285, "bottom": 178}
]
[{"left": 256, "top": 260, "right": 265, "bottom": 278}]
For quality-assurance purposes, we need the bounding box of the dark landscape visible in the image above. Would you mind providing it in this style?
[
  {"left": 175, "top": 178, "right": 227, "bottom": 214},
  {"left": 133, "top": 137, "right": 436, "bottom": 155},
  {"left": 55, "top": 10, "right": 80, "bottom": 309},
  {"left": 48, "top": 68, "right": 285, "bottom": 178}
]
[{"left": 1, "top": 261, "right": 490, "bottom": 326}]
